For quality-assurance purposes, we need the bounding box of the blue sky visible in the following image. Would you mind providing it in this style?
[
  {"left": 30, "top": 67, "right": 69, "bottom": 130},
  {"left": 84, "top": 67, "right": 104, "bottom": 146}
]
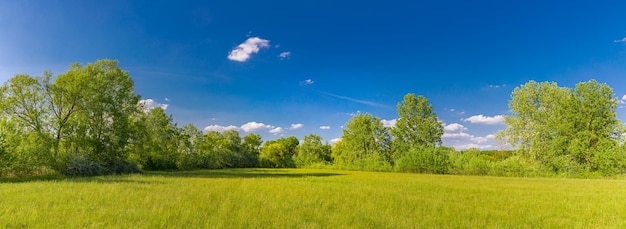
[{"left": 2, "top": 0, "right": 626, "bottom": 150}]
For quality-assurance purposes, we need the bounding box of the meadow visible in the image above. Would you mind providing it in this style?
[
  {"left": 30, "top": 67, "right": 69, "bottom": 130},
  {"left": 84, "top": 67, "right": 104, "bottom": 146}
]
[{"left": 1, "top": 169, "right": 625, "bottom": 228}]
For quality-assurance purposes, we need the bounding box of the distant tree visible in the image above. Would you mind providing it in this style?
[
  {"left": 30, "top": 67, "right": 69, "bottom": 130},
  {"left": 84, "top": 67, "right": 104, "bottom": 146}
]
[
  {"left": 260, "top": 136, "right": 298, "bottom": 168},
  {"left": 294, "top": 134, "right": 331, "bottom": 167},
  {"left": 333, "top": 113, "right": 391, "bottom": 170},
  {"left": 391, "top": 94, "right": 443, "bottom": 154},
  {"left": 241, "top": 133, "right": 262, "bottom": 167},
  {"left": 132, "top": 107, "right": 179, "bottom": 170}
]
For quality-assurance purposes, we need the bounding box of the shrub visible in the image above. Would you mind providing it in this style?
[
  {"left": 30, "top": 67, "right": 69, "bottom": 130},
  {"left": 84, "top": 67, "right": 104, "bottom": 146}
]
[
  {"left": 104, "top": 159, "right": 141, "bottom": 175},
  {"left": 62, "top": 154, "right": 104, "bottom": 176},
  {"left": 395, "top": 147, "right": 450, "bottom": 174}
]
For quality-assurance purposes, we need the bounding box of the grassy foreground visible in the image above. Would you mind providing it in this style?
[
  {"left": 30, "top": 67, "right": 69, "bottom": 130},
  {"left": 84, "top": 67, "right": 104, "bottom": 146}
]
[{"left": 1, "top": 169, "right": 625, "bottom": 228}]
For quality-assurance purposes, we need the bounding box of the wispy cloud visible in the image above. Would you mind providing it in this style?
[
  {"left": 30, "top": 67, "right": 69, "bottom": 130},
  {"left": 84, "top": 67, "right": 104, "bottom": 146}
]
[
  {"left": 228, "top": 37, "right": 270, "bottom": 62},
  {"left": 279, "top": 51, "right": 291, "bottom": 60},
  {"left": 614, "top": 37, "right": 626, "bottom": 43},
  {"left": 462, "top": 115, "right": 504, "bottom": 125},
  {"left": 322, "top": 92, "right": 389, "bottom": 108},
  {"left": 320, "top": 126, "right": 331, "bottom": 130}
]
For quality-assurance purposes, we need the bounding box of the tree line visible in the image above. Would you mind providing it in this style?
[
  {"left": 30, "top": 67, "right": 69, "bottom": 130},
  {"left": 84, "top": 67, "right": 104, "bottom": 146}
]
[{"left": 1, "top": 60, "right": 625, "bottom": 177}]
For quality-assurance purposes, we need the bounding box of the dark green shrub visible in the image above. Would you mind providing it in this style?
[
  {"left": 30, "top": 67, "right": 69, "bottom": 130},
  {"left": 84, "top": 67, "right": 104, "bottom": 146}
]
[
  {"left": 104, "top": 159, "right": 141, "bottom": 175},
  {"left": 62, "top": 154, "right": 104, "bottom": 176}
]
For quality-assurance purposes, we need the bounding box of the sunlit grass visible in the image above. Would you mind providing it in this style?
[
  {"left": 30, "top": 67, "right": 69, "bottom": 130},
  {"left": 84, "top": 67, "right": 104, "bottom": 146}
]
[{"left": 1, "top": 169, "right": 625, "bottom": 228}]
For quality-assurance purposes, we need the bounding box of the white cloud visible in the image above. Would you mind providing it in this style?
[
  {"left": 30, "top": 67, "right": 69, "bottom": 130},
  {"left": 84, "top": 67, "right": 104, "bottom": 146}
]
[
  {"left": 279, "top": 51, "right": 291, "bottom": 59},
  {"left": 442, "top": 132, "right": 473, "bottom": 139},
  {"left": 269, "top": 127, "right": 284, "bottom": 134},
  {"left": 454, "top": 143, "right": 494, "bottom": 150},
  {"left": 228, "top": 37, "right": 270, "bottom": 62},
  {"left": 240, "top": 121, "right": 274, "bottom": 132},
  {"left": 303, "top": 79, "right": 314, "bottom": 85},
  {"left": 320, "top": 126, "right": 331, "bottom": 130},
  {"left": 614, "top": 37, "right": 626, "bottom": 43},
  {"left": 444, "top": 123, "right": 467, "bottom": 133},
  {"left": 463, "top": 115, "right": 504, "bottom": 125},
  {"left": 330, "top": 138, "right": 342, "bottom": 144},
  {"left": 290, "top": 123, "right": 304, "bottom": 130},
  {"left": 204, "top": 125, "right": 238, "bottom": 132},
  {"left": 488, "top": 84, "right": 506, "bottom": 88},
  {"left": 381, "top": 119, "right": 397, "bottom": 128},
  {"left": 442, "top": 122, "right": 500, "bottom": 150},
  {"left": 139, "top": 99, "right": 168, "bottom": 112}
]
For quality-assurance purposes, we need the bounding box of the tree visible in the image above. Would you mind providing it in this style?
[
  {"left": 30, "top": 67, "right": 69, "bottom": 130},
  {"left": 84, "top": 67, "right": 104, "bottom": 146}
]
[
  {"left": 333, "top": 113, "right": 391, "bottom": 170},
  {"left": 241, "top": 133, "right": 262, "bottom": 167},
  {"left": 497, "top": 79, "right": 624, "bottom": 174},
  {"left": 132, "top": 107, "right": 179, "bottom": 170},
  {"left": 0, "top": 60, "right": 142, "bottom": 175},
  {"left": 391, "top": 94, "right": 443, "bottom": 156},
  {"left": 294, "top": 134, "right": 331, "bottom": 167},
  {"left": 260, "top": 136, "right": 298, "bottom": 168}
]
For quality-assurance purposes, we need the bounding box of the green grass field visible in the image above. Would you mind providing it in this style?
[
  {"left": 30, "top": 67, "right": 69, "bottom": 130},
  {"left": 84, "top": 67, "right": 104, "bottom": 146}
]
[{"left": 1, "top": 169, "right": 625, "bottom": 228}]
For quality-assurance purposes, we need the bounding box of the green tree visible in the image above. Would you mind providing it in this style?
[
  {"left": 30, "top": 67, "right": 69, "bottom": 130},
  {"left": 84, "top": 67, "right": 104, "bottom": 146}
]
[
  {"left": 260, "top": 136, "right": 298, "bottom": 168},
  {"left": 132, "top": 107, "right": 179, "bottom": 170},
  {"left": 294, "top": 134, "right": 331, "bottom": 167},
  {"left": 497, "top": 79, "right": 624, "bottom": 175},
  {"left": 333, "top": 113, "right": 391, "bottom": 170},
  {"left": 392, "top": 94, "right": 443, "bottom": 150}
]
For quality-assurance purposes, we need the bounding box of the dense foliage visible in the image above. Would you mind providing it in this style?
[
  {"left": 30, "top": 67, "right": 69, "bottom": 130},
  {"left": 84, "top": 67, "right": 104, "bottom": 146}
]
[{"left": 1, "top": 60, "right": 625, "bottom": 178}]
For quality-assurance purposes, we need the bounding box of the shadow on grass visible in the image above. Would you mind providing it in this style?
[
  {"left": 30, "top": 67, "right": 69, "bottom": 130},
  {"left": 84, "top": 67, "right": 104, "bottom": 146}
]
[
  {"left": 0, "top": 169, "right": 344, "bottom": 183},
  {"left": 0, "top": 173, "right": 153, "bottom": 184},
  {"left": 144, "top": 168, "right": 345, "bottom": 179}
]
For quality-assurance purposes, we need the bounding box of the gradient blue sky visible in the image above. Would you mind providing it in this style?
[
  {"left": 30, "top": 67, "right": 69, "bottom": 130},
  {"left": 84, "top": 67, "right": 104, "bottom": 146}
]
[{"left": 2, "top": 1, "right": 626, "bottom": 149}]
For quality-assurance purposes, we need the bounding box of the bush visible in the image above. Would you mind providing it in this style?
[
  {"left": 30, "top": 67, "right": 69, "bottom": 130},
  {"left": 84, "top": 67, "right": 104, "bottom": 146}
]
[
  {"left": 62, "top": 154, "right": 104, "bottom": 176},
  {"left": 104, "top": 159, "right": 141, "bottom": 175},
  {"left": 395, "top": 147, "right": 450, "bottom": 174}
]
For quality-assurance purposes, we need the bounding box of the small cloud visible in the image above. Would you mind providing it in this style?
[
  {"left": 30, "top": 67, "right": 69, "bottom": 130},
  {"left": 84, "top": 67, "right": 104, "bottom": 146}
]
[
  {"left": 449, "top": 109, "right": 455, "bottom": 112},
  {"left": 139, "top": 99, "right": 169, "bottom": 112},
  {"left": 290, "top": 123, "right": 304, "bottom": 130},
  {"left": 330, "top": 138, "right": 342, "bottom": 144},
  {"left": 614, "top": 37, "right": 626, "bottom": 43},
  {"left": 444, "top": 123, "right": 467, "bottom": 133},
  {"left": 462, "top": 115, "right": 504, "bottom": 125},
  {"left": 301, "top": 79, "right": 314, "bottom": 85},
  {"left": 211, "top": 118, "right": 217, "bottom": 121},
  {"left": 320, "top": 126, "right": 331, "bottom": 130},
  {"left": 228, "top": 37, "right": 270, "bottom": 62},
  {"left": 381, "top": 119, "right": 397, "bottom": 128},
  {"left": 279, "top": 51, "right": 291, "bottom": 60},
  {"left": 164, "top": 98, "right": 171, "bottom": 102},
  {"left": 240, "top": 121, "right": 274, "bottom": 132},
  {"left": 488, "top": 84, "right": 506, "bottom": 88},
  {"left": 269, "top": 127, "right": 284, "bottom": 134},
  {"left": 204, "top": 125, "right": 239, "bottom": 132}
]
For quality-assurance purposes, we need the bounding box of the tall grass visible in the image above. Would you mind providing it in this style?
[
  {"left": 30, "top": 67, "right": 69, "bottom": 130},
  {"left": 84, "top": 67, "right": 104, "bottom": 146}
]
[{"left": 1, "top": 169, "right": 625, "bottom": 228}]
